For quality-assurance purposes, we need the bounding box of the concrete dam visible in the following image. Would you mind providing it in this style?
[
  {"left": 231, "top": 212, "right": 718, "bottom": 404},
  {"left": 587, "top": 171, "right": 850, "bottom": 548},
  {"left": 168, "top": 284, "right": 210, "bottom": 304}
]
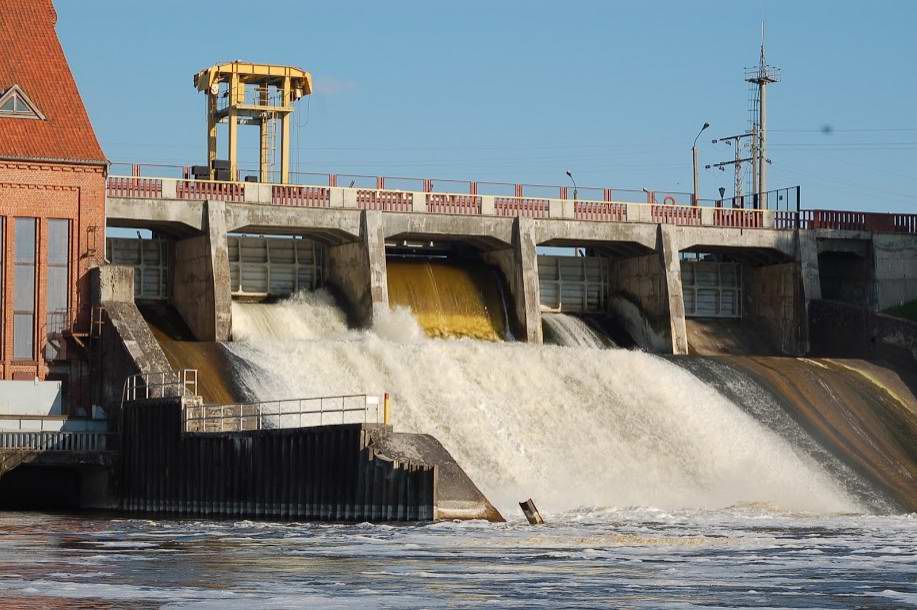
[
  {"left": 95, "top": 182, "right": 917, "bottom": 517},
  {"left": 7, "top": 164, "right": 915, "bottom": 519}
]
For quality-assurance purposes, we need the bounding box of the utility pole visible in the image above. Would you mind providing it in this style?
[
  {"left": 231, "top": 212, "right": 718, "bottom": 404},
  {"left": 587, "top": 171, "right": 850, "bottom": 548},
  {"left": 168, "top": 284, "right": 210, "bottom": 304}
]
[
  {"left": 706, "top": 24, "right": 780, "bottom": 209},
  {"left": 692, "top": 122, "right": 710, "bottom": 205},
  {"left": 745, "top": 23, "right": 779, "bottom": 206},
  {"left": 707, "top": 132, "right": 754, "bottom": 203}
]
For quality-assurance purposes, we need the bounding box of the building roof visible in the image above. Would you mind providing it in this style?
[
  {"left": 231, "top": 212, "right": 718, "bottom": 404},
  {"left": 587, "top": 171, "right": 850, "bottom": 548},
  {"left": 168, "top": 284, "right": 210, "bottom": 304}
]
[{"left": 0, "top": 0, "right": 105, "bottom": 165}]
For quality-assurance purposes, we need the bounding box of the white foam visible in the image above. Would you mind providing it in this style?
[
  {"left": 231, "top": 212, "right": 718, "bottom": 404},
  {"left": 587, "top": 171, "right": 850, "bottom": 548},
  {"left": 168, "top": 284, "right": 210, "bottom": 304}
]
[{"left": 227, "top": 292, "right": 864, "bottom": 516}]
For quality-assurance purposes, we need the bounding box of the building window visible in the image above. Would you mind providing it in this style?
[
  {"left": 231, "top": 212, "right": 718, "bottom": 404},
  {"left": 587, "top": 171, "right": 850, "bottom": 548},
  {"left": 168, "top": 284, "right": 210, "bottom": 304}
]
[
  {"left": 0, "top": 85, "right": 45, "bottom": 120},
  {"left": 46, "top": 220, "right": 70, "bottom": 357},
  {"left": 13, "top": 218, "right": 37, "bottom": 360}
]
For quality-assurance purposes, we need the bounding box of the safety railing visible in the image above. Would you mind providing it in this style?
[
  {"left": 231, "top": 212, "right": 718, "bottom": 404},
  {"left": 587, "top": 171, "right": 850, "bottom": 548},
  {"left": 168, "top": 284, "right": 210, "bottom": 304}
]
[
  {"left": 495, "top": 197, "right": 550, "bottom": 218},
  {"left": 799, "top": 210, "right": 917, "bottom": 234},
  {"left": 0, "top": 431, "right": 111, "bottom": 451},
  {"left": 176, "top": 179, "right": 245, "bottom": 202},
  {"left": 426, "top": 193, "right": 481, "bottom": 215},
  {"left": 107, "top": 176, "right": 163, "bottom": 199},
  {"left": 121, "top": 369, "right": 199, "bottom": 405},
  {"left": 116, "top": 163, "right": 917, "bottom": 233},
  {"left": 182, "top": 393, "right": 387, "bottom": 434},
  {"left": 574, "top": 201, "right": 627, "bottom": 222},
  {"left": 358, "top": 189, "right": 413, "bottom": 212},
  {"left": 272, "top": 185, "right": 331, "bottom": 207},
  {"left": 107, "top": 162, "right": 693, "bottom": 207}
]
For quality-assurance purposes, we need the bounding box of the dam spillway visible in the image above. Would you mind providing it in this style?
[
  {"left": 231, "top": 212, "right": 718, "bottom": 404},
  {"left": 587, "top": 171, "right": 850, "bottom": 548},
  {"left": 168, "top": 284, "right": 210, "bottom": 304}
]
[
  {"left": 386, "top": 259, "right": 510, "bottom": 341},
  {"left": 223, "top": 289, "right": 913, "bottom": 515}
]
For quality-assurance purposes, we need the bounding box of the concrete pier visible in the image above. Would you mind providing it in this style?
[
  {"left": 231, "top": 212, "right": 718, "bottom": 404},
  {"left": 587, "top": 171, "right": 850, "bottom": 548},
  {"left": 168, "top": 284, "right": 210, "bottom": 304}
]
[
  {"left": 483, "top": 218, "right": 542, "bottom": 343},
  {"left": 326, "top": 211, "right": 389, "bottom": 327},
  {"left": 172, "top": 200, "right": 233, "bottom": 342}
]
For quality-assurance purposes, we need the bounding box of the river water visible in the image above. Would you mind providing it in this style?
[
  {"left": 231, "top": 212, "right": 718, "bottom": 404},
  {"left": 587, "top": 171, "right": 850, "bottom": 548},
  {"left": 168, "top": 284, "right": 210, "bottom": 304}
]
[
  {"left": 5, "top": 288, "right": 914, "bottom": 607},
  {"left": 0, "top": 509, "right": 914, "bottom": 608}
]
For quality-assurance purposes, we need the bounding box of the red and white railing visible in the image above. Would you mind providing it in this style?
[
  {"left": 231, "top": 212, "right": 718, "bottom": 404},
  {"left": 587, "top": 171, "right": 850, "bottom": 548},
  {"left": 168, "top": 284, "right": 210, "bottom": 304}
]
[{"left": 104, "top": 163, "right": 908, "bottom": 234}]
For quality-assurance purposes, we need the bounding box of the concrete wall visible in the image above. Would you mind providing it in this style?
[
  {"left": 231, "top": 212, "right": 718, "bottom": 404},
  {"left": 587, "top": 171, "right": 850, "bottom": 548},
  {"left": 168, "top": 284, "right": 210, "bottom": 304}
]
[
  {"left": 171, "top": 201, "right": 232, "bottom": 342},
  {"left": 326, "top": 211, "right": 389, "bottom": 327},
  {"left": 873, "top": 233, "right": 917, "bottom": 311},
  {"left": 798, "top": 232, "right": 822, "bottom": 306},
  {"left": 809, "top": 299, "right": 917, "bottom": 372},
  {"left": 818, "top": 250, "right": 873, "bottom": 307},
  {"left": 90, "top": 266, "right": 175, "bottom": 410},
  {"left": 606, "top": 226, "right": 686, "bottom": 354},
  {"left": 745, "top": 262, "right": 804, "bottom": 355},
  {"left": 483, "top": 218, "right": 542, "bottom": 343}
]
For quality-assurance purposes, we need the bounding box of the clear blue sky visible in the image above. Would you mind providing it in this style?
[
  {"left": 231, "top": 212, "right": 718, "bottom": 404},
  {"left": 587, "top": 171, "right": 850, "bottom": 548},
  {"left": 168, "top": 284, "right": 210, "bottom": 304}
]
[{"left": 57, "top": 1, "right": 916, "bottom": 212}]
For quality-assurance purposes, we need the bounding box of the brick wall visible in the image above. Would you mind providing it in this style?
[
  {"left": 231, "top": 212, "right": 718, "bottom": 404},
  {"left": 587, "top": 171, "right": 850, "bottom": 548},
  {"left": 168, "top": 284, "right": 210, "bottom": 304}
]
[{"left": 0, "top": 160, "right": 105, "bottom": 385}]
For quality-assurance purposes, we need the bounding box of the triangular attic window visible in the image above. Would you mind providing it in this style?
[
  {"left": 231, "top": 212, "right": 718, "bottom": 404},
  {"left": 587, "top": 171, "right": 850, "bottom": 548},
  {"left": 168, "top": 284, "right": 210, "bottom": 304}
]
[{"left": 0, "top": 85, "right": 45, "bottom": 120}]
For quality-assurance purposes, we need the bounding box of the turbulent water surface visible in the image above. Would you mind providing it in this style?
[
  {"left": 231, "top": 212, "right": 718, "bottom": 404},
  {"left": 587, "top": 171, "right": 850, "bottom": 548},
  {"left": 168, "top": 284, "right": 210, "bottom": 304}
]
[
  {"left": 0, "top": 510, "right": 914, "bottom": 608},
  {"left": 229, "top": 292, "right": 868, "bottom": 514},
  {"left": 5, "top": 291, "right": 915, "bottom": 608}
]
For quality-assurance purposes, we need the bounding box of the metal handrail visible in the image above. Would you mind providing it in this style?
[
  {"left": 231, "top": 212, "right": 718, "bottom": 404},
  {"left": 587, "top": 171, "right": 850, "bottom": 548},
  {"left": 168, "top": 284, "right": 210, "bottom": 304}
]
[
  {"left": 107, "top": 161, "right": 700, "bottom": 204},
  {"left": 182, "top": 393, "right": 386, "bottom": 434},
  {"left": 120, "top": 369, "right": 199, "bottom": 407}
]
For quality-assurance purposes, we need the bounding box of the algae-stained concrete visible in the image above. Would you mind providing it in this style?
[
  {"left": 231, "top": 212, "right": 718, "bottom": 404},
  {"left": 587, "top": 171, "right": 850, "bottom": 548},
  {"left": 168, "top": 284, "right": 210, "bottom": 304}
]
[
  {"left": 681, "top": 355, "right": 917, "bottom": 512},
  {"left": 137, "top": 302, "right": 248, "bottom": 405}
]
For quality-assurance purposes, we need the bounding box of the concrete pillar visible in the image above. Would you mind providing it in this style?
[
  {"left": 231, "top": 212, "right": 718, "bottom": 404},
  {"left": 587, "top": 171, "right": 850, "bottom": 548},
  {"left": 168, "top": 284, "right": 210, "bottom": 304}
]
[
  {"left": 605, "top": 225, "right": 687, "bottom": 355},
  {"left": 795, "top": 232, "right": 823, "bottom": 355},
  {"left": 326, "top": 211, "right": 389, "bottom": 327},
  {"left": 658, "top": 226, "right": 689, "bottom": 355},
  {"left": 172, "top": 200, "right": 232, "bottom": 342},
  {"left": 798, "top": 231, "right": 822, "bottom": 307},
  {"left": 483, "top": 217, "right": 542, "bottom": 343}
]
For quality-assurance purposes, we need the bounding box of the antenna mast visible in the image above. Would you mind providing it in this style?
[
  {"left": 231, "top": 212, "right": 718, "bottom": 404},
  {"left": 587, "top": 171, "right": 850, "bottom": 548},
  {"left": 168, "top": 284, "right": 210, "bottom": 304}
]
[
  {"left": 707, "top": 23, "right": 781, "bottom": 209},
  {"left": 745, "top": 23, "right": 780, "bottom": 205}
]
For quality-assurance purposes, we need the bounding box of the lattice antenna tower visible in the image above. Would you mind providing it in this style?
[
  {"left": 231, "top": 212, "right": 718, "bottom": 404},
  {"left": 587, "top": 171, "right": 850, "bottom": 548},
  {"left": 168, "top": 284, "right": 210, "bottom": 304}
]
[{"left": 745, "top": 22, "right": 780, "bottom": 198}]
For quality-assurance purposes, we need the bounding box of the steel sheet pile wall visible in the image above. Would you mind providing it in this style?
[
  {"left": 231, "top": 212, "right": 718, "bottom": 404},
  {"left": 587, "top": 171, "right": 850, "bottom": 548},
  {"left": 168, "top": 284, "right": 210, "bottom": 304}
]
[{"left": 121, "top": 401, "right": 436, "bottom": 521}]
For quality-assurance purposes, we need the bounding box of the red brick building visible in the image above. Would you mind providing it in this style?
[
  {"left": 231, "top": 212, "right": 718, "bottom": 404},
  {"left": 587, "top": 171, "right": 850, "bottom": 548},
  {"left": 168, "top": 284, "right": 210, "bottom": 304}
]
[{"left": 0, "top": 0, "right": 106, "bottom": 411}]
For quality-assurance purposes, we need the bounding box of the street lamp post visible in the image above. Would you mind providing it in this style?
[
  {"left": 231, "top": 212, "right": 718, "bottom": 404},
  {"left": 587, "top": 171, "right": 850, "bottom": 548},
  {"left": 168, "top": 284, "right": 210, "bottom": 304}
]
[
  {"left": 565, "top": 170, "right": 577, "bottom": 201},
  {"left": 692, "top": 122, "right": 710, "bottom": 205}
]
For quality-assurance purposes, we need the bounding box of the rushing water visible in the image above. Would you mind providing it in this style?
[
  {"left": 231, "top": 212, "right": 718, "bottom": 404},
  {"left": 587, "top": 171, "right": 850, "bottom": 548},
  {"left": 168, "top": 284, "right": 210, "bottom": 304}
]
[
  {"left": 0, "top": 509, "right": 914, "bottom": 608},
  {"left": 542, "top": 313, "right": 615, "bottom": 348},
  {"left": 386, "top": 260, "right": 509, "bottom": 341},
  {"left": 228, "top": 291, "right": 867, "bottom": 515},
  {"left": 4, "top": 290, "right": 916, "bottom": 607}
]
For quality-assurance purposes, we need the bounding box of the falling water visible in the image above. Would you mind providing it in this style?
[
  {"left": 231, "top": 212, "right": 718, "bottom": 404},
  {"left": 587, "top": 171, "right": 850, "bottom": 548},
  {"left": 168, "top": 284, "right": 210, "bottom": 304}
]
[
  {"left": 386, "top": 259, "right": 508, "bottom": 341},
  {"left": 542, "top": 313, "right": 616, "bottom": 348},
  {"left": 227, "top": 290, "right": 865, "bottom": 515}
]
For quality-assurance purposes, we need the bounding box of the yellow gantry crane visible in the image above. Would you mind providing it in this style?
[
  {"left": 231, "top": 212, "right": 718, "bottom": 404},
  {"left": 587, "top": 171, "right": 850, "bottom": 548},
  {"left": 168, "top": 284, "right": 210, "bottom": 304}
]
[{"left": 193, "top": 61, "right": 313, "bottom": 184}]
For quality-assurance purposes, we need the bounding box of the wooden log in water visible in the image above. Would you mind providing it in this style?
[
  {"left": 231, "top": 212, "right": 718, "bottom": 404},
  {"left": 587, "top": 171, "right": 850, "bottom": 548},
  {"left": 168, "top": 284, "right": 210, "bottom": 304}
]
[{"left": 519, "top": 498, "right": 544, "bottom": 525}]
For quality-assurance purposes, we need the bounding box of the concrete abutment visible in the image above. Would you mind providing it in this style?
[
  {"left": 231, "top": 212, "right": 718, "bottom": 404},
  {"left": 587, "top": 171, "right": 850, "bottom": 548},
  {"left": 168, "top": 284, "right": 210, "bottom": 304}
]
[
  {"left": 482, "top": 218, "right": 542, "bottom": 343},
  {"left": 171, "top": 200, "right": 232, "bottom": 342},
  {"left": 326, "top": 210, "right": 389, "bottom": 327}
]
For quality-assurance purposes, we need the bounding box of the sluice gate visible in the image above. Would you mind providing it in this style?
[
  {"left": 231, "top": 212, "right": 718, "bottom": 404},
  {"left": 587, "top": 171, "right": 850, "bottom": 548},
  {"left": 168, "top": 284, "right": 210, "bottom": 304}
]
[
  {"left": 537, "top": 255, "right": 608, "bottom": 313},
  {"left": 107, "top": 238, "right": 169, "bottom": 300},
  {"left": 228, "top": 235, "right": 324, "bottom": 298},
  {"left": 681, "top": 262, "right": 743, "bottom": 318}
]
